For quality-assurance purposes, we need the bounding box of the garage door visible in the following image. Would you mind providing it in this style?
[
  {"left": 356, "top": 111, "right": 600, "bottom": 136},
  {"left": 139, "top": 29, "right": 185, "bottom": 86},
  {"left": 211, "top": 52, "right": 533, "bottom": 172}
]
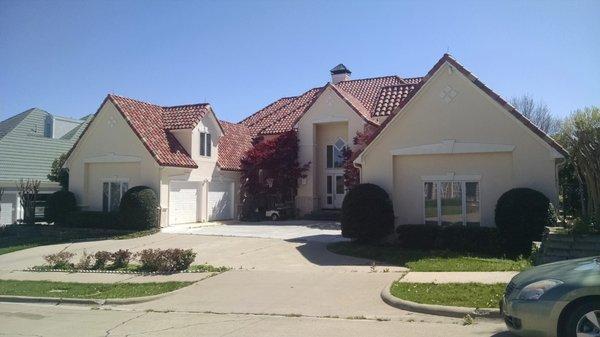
[
  {"left": 169, "top": 181, "right": 198, "bottom": 225},
  {"left": 208, "top": 181, "right": 233, "bottom": 221},
  {"left": 0, "top": 203, "right": 12, "bottom": 225}
]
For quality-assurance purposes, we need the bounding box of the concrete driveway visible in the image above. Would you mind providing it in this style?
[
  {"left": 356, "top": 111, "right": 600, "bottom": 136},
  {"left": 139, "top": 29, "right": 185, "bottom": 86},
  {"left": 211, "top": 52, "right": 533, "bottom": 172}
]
[{"left": 162, "top": 220, "right": 345, "bottom": 243}]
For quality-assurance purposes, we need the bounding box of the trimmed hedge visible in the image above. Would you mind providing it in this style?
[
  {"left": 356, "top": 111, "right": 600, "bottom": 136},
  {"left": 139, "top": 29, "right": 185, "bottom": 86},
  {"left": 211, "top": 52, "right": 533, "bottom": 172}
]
[
  {"left": 64, "top": 211, "right": 119, "bottom": 229},
  {"left": 396, "top": 224, "right": 503, "bottom": 256},
  {"left": 119, "top": 186, "right": 159, "bottom": 229},
  {"left": 341, "top": 183, "right": 395, "bottom": 242},
  {"left": 45, "top": 190, "right": 77, "bottom": 225},
  {"left": 495, "top": 188, "right": 556, "bottom": 256}
]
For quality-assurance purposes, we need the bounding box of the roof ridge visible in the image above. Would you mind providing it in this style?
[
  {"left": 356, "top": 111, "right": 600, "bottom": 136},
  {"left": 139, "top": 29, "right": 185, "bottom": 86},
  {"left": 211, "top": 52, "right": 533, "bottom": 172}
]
[
  {"left": 238, "top": 96, "right": 295, "bottom": 125},
  {"left": 108, "top": 94, "right": 161, "bottom": 108},
  {"left": 257, "top": 86, "right": 324, "bottom": 135},
  {"left": 162, "top": 102, "right": 210, "bottom": 110},
  {"left": 336, "top": 75, "right": 402, "bottom": 84}
]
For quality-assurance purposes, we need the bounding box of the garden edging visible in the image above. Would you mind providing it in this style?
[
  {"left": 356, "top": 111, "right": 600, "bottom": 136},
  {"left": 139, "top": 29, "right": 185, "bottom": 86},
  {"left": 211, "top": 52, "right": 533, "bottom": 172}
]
[
  {"left": 380, "top": 284, "right": 501, "bottom": 319},
  {"left": 0, "top": 292, "right": 170, "bottom": 306}
]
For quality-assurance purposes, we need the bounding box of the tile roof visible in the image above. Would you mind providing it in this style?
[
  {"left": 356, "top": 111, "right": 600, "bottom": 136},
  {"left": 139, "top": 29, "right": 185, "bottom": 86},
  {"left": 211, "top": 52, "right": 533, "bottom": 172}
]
[
  {"left": 217, "top": 121, "right": 254, "bottom": 171},
  {"left": 335, "top": 75, "right": 405, "bottom": 114},
  {"left": 373, "top": 84, "right": 420, "bottom": 117},
  {"left": 108, "top": 95, "right": 199, "bottom": 168},
  {"left": 0, "top": 108, "right": 90, "bottom": 182},
  {"left": 162, "top": 103, "right": 211, "bottom": 130}
]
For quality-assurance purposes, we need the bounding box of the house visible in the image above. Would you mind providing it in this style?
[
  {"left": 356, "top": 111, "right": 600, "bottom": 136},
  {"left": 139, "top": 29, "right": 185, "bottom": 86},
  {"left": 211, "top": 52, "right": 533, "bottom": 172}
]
[
  {"left": 64, "top": 54, "right": 566, "bottom": 227},
  {"left": 0, "top": 108, "right": 90, "bottom": 225}
]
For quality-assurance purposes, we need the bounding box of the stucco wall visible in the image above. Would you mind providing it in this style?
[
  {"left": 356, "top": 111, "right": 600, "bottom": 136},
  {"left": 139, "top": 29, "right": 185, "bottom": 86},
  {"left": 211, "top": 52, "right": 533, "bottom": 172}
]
[
  {"left": 296, "top": 86, "right": 368, "bottom": 214},
  {"left": 360, "top": 61, "right": 561, "bottom": 227},
  {"left": 66, "top": 101, "right": 160, "bottom": 210}
]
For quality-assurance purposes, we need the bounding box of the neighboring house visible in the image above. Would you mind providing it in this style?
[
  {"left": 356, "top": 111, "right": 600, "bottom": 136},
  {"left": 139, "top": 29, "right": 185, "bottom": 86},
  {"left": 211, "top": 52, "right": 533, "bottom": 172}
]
[
  {"left": 65, "top": 54, "right": 566, "bottom": 227},
  {"left": 0, "top": 108, "right": 90, "bottom": 225}
]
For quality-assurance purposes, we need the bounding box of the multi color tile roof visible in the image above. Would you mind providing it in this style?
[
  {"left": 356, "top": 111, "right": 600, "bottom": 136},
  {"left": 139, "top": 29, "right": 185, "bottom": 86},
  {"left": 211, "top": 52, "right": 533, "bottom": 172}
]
[{"left": 217, "top": 121, "right": 254, "bottom": 171}]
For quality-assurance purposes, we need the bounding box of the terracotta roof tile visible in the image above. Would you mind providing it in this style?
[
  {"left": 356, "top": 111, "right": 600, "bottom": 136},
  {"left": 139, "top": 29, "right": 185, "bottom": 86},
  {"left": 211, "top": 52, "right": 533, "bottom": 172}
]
[
  {"left": 217, "top": 121, "right": 254, "bottom": 171},
  {"left": 335, "top": 76, "right": 405, "bottom": 114},
  {"left": 373, "top": 84, "right": 419, "bottom": 116},
  {"left": 163, "top": 104, "right": 211, "bottom": 130},
  {"left": 108, "top": 95, "right": 198, "bottom": 168}
]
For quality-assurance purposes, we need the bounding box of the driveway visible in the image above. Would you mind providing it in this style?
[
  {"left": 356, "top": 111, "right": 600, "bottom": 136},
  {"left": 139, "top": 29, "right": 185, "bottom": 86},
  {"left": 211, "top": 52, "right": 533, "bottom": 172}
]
[{"left": 162, "top": 219, "right": 345, "bottom": 243}]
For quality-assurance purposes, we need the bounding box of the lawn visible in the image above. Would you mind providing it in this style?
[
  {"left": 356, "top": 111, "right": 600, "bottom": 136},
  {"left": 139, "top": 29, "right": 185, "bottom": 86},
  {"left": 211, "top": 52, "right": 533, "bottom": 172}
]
[
  {"left": 0, "top": 225, "right": 157, "bottom": 256},
  {"left": 327, "top": 242, "right": 530, "bottom": 272},
  {"left": 0, "top": 280, "right": 192, "bottom": 299},
  {"left": 390, "top": 282, "right": 506, "bottom": 308}
]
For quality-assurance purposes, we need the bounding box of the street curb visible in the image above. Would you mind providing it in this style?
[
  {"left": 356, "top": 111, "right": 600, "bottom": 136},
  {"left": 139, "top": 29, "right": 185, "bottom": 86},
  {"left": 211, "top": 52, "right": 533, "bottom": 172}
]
[
  {"left": 380, "top": 285, "right": 501, "bottom": 319},
  {"left": 0, "top": 292, "right": 170, "bottom": 306}
]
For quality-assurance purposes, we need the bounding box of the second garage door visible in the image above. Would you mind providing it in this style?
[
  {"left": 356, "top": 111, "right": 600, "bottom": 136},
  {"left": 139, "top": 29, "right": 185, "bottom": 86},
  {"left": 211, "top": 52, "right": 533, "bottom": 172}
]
[
  {"left": 169, "top": 181, "right": 198, "bottom": 225},
  {"left": 207, "top": 181, "right": 233, "bottom": 221}
]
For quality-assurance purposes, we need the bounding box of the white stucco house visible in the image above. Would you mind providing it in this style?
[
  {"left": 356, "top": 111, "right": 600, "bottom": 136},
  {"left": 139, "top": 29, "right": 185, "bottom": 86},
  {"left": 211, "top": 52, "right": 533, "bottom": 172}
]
[{"left": 64, "top": 54, "right": 566, "bottom": 227}]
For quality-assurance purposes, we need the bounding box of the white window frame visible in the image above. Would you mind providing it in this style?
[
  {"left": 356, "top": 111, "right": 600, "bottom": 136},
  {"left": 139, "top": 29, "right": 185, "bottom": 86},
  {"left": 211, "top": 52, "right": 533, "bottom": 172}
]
[
  {"left": 421, "top": 175, "right": 481, "bottom": 226},
  {"left": 326, "top": 137, "right": 346, "bottom": 169},
  {"left": 199, "top": 132, "right": 212, "bottom": 157},
  {"left": 102, "top": 178, "right": 130, "bottom": 212}
]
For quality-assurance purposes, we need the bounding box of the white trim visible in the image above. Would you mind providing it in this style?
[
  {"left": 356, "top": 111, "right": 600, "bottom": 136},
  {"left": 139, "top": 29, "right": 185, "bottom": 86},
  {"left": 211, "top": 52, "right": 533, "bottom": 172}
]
[
  {"left": 83, "top": 153, "right": 142, "bottom": 163},
  {"left": 310, "top": 116, "right": 350, "bottom": 124},
  {"left": 421, "top": 173, "right": 481, "bottom": 181},
  {"left": 390, "top": 140, "right": 515, "bottom": 156},
  {"left": 101, "top": 179, "right": 130, "bottom": 212},
  {"left": 422, "top": 180, "right": 481, "bottom": 226}
]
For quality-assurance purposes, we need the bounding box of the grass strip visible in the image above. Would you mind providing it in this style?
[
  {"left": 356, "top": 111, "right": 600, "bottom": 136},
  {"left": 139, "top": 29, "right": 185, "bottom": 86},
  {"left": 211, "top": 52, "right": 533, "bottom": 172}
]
[{"left": 390, "top": 282, "right": 506, "bottom": 308}]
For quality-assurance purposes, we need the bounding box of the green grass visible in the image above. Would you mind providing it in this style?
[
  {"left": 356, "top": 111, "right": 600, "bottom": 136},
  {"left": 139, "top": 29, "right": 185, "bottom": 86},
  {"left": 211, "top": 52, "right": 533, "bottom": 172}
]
[
  {"left": 390, "top": 282, "right": 506, "bottom": 308},
  {"left": 187, "top": 264, "right": 231, "bottom": 273},
  {"left": 0, "top": 280, "right": 192, "bottom": 299},
  {"left": 328, "top": 242, "right": 530, "bottom": 272},
  {"left": 0, "top": 225, "right": 157, "bottom": 256}
]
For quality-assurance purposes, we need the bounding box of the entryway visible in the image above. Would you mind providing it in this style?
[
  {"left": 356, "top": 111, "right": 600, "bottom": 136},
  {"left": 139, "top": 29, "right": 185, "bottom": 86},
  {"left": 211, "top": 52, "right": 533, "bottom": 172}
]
[{"left": 325, "top": 173, "right": 345, "bottom": 209}]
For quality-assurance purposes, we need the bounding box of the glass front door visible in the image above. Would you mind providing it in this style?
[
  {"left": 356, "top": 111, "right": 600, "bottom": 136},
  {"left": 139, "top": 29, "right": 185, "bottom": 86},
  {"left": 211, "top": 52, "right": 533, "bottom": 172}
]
[{"left": 325, "top": 173, "right": 345, "bottom": 209}]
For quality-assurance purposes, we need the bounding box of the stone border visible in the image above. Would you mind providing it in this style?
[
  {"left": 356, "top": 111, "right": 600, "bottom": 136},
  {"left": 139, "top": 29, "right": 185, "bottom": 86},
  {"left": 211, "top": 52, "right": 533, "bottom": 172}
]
[
  {"left": 380, "top": 284, "right": 501, "bottom": 319},
  {"left": 0, "top": 292, "right": 170, "bottom": 306},
  {"left": 24, "top": 267, "right": 228, "bottom": 275}
]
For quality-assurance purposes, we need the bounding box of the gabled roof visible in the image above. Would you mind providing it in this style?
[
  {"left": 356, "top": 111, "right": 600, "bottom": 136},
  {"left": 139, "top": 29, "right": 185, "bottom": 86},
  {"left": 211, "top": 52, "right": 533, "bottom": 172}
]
[
  {"left": 217, "top": 121, "right": 254, "bottom": 171},
  {"left": 0, "top": 108, "right": 90, "bottom": 182},
  {"left": 353, "top": 54, "right": 568, "bottom": 162},
  {"left": 162, "top": 103, "right": 211, "bottom": 130}
]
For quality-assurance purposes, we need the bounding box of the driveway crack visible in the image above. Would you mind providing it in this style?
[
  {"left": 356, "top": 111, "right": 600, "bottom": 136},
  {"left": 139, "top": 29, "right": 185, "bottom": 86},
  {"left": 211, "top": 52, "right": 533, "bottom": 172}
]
[{"left": 104, "top": 312, "right": 147, "bottom": 337}]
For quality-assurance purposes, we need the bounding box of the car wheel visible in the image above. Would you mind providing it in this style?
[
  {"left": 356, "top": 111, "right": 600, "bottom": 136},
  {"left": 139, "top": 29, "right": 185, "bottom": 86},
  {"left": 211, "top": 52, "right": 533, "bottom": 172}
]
[
  {"left": 564, "top": 300, "right": 600, "bottom": 337},
  {"left": 271, "top": 214, "right": 279, "bottom": 221}
]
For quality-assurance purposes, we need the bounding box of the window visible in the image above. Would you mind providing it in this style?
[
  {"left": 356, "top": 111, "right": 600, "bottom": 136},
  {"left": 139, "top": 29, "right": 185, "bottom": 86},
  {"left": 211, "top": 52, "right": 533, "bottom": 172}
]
[
  {"left": 326, "top": 138, "right": 345, "bottom": 169},
  {"left": 102, "top": 181, "right": 128, "bottom": 212},
  {"left": 200, "top": 132, "right": 211, "bottom": 157},
  {"left": 423, "top": 181, "right": 479, "bottom": 226},
  {"left": 335, "top": 175, "right": 344, "bottom": 194}
]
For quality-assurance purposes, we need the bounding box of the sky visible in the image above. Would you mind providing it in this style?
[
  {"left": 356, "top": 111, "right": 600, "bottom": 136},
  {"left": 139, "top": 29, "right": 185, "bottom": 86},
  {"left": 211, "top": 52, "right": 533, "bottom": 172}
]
[{"left": 1, "top": 0, "right": 599, "bottom": 123}]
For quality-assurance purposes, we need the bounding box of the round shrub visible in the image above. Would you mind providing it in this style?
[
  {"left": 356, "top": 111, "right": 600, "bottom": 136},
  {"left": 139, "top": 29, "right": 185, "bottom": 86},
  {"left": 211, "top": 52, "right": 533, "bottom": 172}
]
[
  {"left": 495, "top": 188, "right": 556, "bottom": 256},
  {"left": 45, "top": 190, "right": 77, "bottom": 225},
  {"left": 118, "top": 186, "right": 159, "bottom": 229},
  {"left": 341, "top": 183, "right": 395, "bottom": 242}
]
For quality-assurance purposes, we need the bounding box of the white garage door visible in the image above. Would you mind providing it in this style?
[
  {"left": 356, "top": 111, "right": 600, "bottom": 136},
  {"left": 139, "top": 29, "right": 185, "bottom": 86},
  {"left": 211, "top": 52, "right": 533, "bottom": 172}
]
[
  {"left": 208, "top": 181, "right": 233, "bottom": 221},
  {"left": 0, "top": 203, "right": 12, "bottom": 225},
  {"left": 169, "top": 181, "right": 198, "bottom": 225}
]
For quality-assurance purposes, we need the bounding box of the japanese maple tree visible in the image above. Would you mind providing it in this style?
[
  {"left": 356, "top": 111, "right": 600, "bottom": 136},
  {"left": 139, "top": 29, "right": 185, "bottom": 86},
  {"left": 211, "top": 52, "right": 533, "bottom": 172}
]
[{"left": 342, "top": 125, "right": 377, "bottom": 189}]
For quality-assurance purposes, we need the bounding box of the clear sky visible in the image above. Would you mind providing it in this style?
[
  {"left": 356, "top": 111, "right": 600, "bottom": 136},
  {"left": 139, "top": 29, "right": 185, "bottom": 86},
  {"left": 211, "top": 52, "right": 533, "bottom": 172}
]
[{"left": 1, "top": 0, "right": 598, "bottom": 123}]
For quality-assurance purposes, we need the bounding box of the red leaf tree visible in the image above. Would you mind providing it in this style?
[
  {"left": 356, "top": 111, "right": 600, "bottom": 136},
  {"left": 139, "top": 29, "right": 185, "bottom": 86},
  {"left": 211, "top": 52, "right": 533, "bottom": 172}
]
[
  {"left": 240, "top": 131, "right": 310, "bottom": 218},
  {"left": 342, "top": 125, "right": 377, "bottom": 189}
]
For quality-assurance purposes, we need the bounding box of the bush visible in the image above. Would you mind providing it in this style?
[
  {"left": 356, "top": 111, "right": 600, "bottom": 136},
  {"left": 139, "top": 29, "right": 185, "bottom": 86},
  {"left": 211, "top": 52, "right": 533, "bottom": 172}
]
[
  {"left": 76, "top": 251, "right": 94, "bottom": 269},
  {"left": 341, "top": 183, "right": 395, "bottom": 242},
  {"left": 137, "top": 248, "right": 197, "bottom": 273},
  {"left": 64, "top": 211, "right": 119, "bottom": 229},
  {"left": 111, "top": 249, "right": 132, "bottom": 268},
  {"left": 495, "top": 188, "right": 556, "bottom": 256},
  {"left": 396, "top": 224, "right": 504, "bottom": 256},
  {"left": 119, "top": 186, "right": 159, "bottom": 229},
  {"left": 94, "top": 251, "right": 112, "bottom": 269},
  {"left": 45, "top": 190, "right": 77, "bottom": 225},
  {"left": 44, "top": 251, "right": 75, "bottom": 269}
]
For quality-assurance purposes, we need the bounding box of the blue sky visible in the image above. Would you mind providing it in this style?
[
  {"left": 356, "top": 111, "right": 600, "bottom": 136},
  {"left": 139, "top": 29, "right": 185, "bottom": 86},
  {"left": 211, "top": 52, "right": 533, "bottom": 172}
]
[{"left": 1, "top": 0, "right": 598, "bottom": 123}]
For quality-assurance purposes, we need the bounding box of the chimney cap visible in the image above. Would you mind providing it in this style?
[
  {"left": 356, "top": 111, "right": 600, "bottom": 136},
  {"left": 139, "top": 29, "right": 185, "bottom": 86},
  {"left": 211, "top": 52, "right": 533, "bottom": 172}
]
[{"left": 330, "top": 64, "right": 351, "bottom": 75}]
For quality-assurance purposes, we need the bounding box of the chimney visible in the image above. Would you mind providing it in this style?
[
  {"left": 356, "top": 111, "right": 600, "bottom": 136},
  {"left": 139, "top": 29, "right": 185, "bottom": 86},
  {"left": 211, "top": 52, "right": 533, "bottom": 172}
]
[{"left": 330, "top": 64, "right": 351, "bottom": 84}]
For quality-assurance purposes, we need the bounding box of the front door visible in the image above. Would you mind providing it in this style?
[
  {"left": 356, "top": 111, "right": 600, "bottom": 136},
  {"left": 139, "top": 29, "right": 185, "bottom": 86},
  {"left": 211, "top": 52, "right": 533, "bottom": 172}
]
[{"left": 325, "top": 173, "right": 346, "bottom": 209}]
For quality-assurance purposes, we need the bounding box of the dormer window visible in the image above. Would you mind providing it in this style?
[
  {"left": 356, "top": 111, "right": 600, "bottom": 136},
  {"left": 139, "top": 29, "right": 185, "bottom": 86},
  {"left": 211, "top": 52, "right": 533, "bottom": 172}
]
[{"left": 200, "top": 132, "right": 212, "bottom": 157}]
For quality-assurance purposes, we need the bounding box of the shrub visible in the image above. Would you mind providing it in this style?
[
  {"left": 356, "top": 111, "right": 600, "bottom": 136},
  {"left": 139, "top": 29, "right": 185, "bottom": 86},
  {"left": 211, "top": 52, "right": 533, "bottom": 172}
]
[
  {"left": 76, "top": 251, "right": 94, "bottom": 269},
  {"left": 111, "top": 249, "right": 132, "bottom": 268},
  {"left": 64, "top": 211, "right": 119, "bottom": 229},
  {"left": 495, "top": 188, "right": 556, "bottom": 256},
  {"left": 119, "top": 186, "right": 159, "bottom": 229},
  {"left": 137, "top": 248, "right": 197, "bottom": 273},
  {"left": 396, "top": 224, "right": 503, "bottom": 256},
  {"left": 45, "top": 190, "right": 77, "bottom": 225},
  {"left": 44, "top": 251, "right": 75, "bottom": 269},
  {"left": 341, "top": 183, "right": 395, "bottom": 242},
  {"left": 94, "top": 251, "right": 112, "bottom": 269}
]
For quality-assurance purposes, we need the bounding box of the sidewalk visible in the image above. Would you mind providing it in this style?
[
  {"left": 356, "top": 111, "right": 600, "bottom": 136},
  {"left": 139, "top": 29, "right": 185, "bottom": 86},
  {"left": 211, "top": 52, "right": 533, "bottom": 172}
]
[{"left": 398, "top": 271, "right": 517, "bottom": 284}]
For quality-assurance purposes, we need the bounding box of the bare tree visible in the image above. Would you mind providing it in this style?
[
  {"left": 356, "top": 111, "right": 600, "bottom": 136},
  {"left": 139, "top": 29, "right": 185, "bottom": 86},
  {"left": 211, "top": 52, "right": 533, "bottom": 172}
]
[
  {"left": 510, "top": 94, "right": 562, "bottom": 135},
  {"left": 17, "top": 179, "right": 41, "bottom": 225}
]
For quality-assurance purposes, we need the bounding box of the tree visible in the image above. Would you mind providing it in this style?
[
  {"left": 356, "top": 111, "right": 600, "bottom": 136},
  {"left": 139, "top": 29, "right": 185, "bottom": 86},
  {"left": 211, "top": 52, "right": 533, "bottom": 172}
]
[
  {"left": 17, "top": 179, "right": 41, "bottom": 225},
  {"left": 240, "top": 131, "right": 310, "bottom": 219},
  {"left": 48, "top": 153, "right": 69, "bottom": 190},
  {"left": 342, "top": 125, "right": 377, "bottom": 189},
  {"left": 558, "top": 106, "right": 600, "bottom": 221},
  {"left": 510, "top": 94, "right": 562, "bottom": 135}
]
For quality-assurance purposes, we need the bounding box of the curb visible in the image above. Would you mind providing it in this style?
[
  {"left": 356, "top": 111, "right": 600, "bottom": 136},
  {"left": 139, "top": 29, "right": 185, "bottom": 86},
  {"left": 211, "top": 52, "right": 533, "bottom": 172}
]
[
  {"left": 380, "top": 285, "right": 501, "bottom": 319},
  {"left": 0, "top": 291, "right": 170, "bottom": 306}
]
